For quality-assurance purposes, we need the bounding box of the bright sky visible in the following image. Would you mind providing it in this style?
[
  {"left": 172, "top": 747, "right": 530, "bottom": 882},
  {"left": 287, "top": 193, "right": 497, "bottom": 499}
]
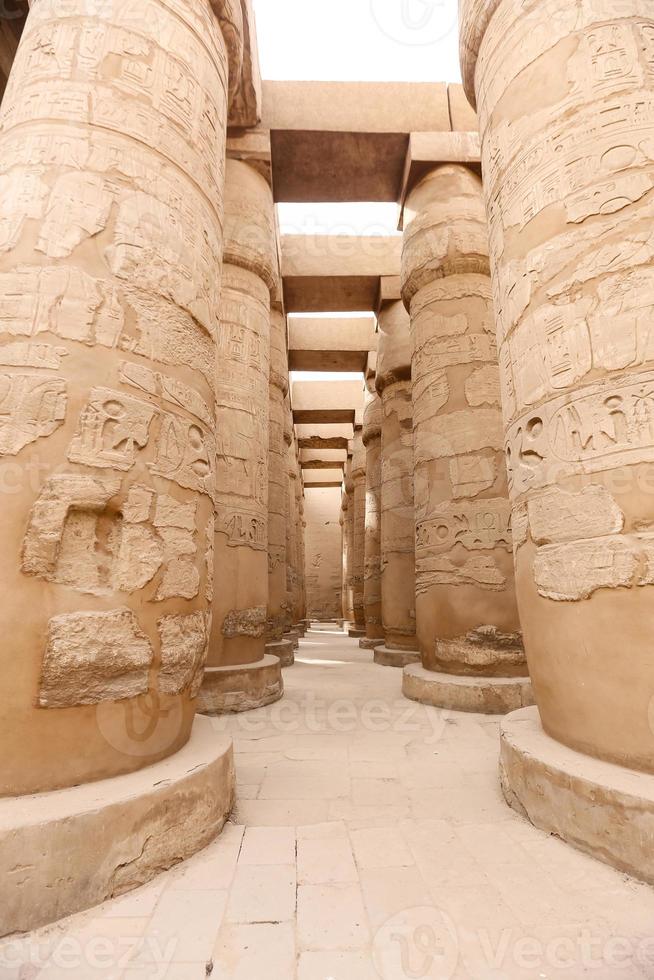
[
  {"left": 254, "top": 0, "right": 461, "bottom": 237},
  {"left": 252, "top": 0, "right": 461, "bottom": 83}
]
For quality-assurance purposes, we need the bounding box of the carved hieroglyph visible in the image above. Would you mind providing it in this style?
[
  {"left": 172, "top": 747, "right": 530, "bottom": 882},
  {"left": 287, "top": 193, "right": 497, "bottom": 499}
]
[
  {"left": 283, "top": 399, "right": 296, "bottom": 631},
  {"left": 350, "top": 426, "right": 367, "bottom": 631},
  {"left": 294, "top": 450, "right": 308, "bottom": 624},
  {"left": 266, "top": 309, "right": 289, "bottom": 641},
  {"left": 0, "top": 0, "right": 235, "bottom": 797},
  {"left": 376, "top": 302, "right": 418, "bottom": 651},
  {"left": 402, "top": 165, "right": 524, "bottom": 677},
  {"left": 362, "top": 386, "right": 384, "bottom": 641},
  {"left": 460, "top": 0, "right": 654, "bottom": 770},
  {"left": 207, "top": 159, "right": 276, "bottom": 676}
]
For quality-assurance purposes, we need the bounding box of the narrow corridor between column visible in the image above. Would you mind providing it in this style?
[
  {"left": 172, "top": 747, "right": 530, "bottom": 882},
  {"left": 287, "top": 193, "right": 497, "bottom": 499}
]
[{"left": 10, "top": 627, "right": 654, "bottom": 980}]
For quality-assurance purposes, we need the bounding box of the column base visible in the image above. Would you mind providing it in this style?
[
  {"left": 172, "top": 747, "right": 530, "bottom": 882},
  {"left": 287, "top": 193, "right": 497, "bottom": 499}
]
[
  {"left": 359, "top": 636, "right": 384, "bottom": 650},
  {"left": 197, "top": 655, "right": 283, "bottom": 715},
  {"left": 374, "top": 646, "right": 421, "bottom": 668},
  {"left": 348, "top": 628, "right": 366, "bottom": 638},
  {"left": 265, "top": 639, "right": 295, "bottom": 667},
  {"left": 284, "top": 630, "right": 300, "bottom": 650},
  {"left": 501, "top": 706, "right": 654, "bottom": 885},
  {"left": 403, "top": 664, "right": 533, "bottom": 714},
  {"left": 0, "top": 717, "right": 234, "bottom": 938}
]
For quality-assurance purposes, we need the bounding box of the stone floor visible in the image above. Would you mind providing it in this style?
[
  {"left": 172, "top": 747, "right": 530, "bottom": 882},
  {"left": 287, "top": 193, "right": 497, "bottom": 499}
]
[{"left": 5, "top": 626, "right": 654, "bottom": 979}]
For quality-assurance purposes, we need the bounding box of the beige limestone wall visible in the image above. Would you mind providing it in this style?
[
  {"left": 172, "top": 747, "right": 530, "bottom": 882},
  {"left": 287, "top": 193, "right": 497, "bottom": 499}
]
[
  {"left": 0, "top": 0, "right": 234, "bottom": 797},
  {"left": 363, "top": 387, "right": 384, "bottom": 641},
  {"left": 460, "top": 0, "right": 654, "bottom": 770},
  {"left": 266, "top": 309, "right": 289, "bottom": 641},
  {"left": 351, "top": 426, "right": 367, "bottom": 630},
  {"left": 402, "top": 164, "right": 524, "bottom": 677},
  {"left": 376, "top": 303, "right": 418, "bottom": 651},
  {"left": 305, "top": 487, "right": 343, "bottom": 621},
  {"left": 208, "top": 159, "right": 275, "bottom": 674}
]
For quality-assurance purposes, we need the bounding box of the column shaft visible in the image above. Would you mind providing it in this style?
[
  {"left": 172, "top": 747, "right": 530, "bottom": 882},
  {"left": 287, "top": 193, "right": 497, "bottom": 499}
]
[
  {"left": 266, "top": 309, "right": 289, "bottom": 643},
  {"left": 201, "top": 159, "right": 282, "bottom": 713},
  {"left": 362, "top": 389, "right": 384, "bottom": 643},
  {"left": 0, "top": 0, "right": 230, "bottom": 796},
  {"left": 350, "top": 427, "right": 367, "bottom": 632},
  {"left": 376, "top": 303, "right": 419, "bottom": 661},
  {"left": 461, "top": 0, "right": 654, "bottom": 769},
  {"left": 401, "top": 165, "right": 527, "bottom": 707}
]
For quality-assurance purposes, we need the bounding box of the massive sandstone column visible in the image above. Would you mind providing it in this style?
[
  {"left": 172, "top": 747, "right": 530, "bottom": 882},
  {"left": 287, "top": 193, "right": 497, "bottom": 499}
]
[
  {"left": 199, "top": 159, "right": 283, "bottom": 714},
  {"left": 401, "top": 164, "right": 531, "bottom": 713},
  {"left": 349, "top": 425, "right": 367, "bottom": 637},
  {"left": 375, "top": 303, "right": 420, "bottom": 667},
  {"left": 343, "top": 454, "right": 356, "bottom": 629},
  {"left": 360, "top": 386, "right": 385, "bottom": 649},
  {"left": 265, "top": 308, "right": 294, "bottom": 666},
  {"left": 339, "top": 492, "right": 347, "bottom": 626},
  {"left": 460, "top": 0, "right": 654, "bottom": 879},
  {"left": 0, "top": 0, "right": 238, "bottom": 933},
  {"left": 283, "top": 426, "right": 301, "bottom": 650},
  {"left": 295, "top": 448, "right": 309, "bottom": 631}
]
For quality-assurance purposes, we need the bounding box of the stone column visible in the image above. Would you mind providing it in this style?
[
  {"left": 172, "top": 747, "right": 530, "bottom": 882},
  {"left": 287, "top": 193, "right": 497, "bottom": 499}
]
[
  {"left": 283, "top": 424, "right": 300, "bottom": 652},
  {"left": 294, "top": 446, "right": 309, "bottom": 631},
  {"left": 349, "top": 425, "right": 367, "bottom": 637},
  {"left": 339, "top": 492, "right": 347, "bottom": 627},
  {"left": 0, "top": 0, "right": 238, "bottom": 933},
  {"left": 199, "top": 159, "right": 283, "bottom": 714},
  {"left": 264, "top": 308, "right": 294, "bottom": 666},
  {"left": 460, "top": 0, "right": 654, "bottom": 880},
  {"left": 343, "top": 454, "right": 356, "bottom": 629},
  {"left": 401, "top": 164, "right": 531, "bottom": 713},
  {"left": 375, "top": 303, "right": 420, "bottom": 668},
  {"left": 360, "top": 386, "right": 385, "bottom": 650}
]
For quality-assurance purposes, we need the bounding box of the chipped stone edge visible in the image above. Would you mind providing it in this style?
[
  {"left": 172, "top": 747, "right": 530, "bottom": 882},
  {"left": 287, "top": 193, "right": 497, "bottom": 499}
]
[
  {"left": 403, "top": 664, "right": 533, "bottom": 714},
  {"left": 0, "top": 718, "right": 234, "bottom": 937},
  {"left": 500, "top": 706, "right": 654, "bottom": 886}
]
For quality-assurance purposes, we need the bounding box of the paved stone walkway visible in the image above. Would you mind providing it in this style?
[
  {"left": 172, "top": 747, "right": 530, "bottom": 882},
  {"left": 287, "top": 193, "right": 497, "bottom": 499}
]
[{"left": 6, "top": 626, "right": 654, "bottom": 979}]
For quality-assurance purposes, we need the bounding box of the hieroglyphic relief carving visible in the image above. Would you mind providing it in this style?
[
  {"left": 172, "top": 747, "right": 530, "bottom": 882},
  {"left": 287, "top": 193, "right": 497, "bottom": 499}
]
[
  {"left": 460, "top": 0, "right": 654, "bottom": 765},
  {"left": 377, "top": 301, "right": 418, "bottom": 651},
  {"left": 351, "top": 428, "right": 367, "bottom": 631},
  {"left": 0, "top": 0, "right": 232, "bottom": 791},
  {"left": 0, "top": 373, "right": 66, "bottom": 455},
  {"left": 362, "top": 388, "right": 384, "bottom": 638},
  {"left": 402, "top": 165, "right": 523, "bottom": 673}
]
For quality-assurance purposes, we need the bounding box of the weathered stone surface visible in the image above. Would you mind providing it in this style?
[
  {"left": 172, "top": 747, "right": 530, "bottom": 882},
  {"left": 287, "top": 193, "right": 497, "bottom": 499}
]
[
  {"left": 305, "top": 488, "right": 343, "bottom": 622},
  {"left": 267, "top": 308, "right": 290, "bottom": 642},
  {"left": 39, "top": 610, "right": 153, "bottom": 708},
  {"left": 0, "top": 719, "right": 234, "bottom": 936},
  {"left": 403, "top": 165, "right": 524, "bottom": 686},
  {"left": 158, "top": 612, "right": 209, "bottom": 698},
  {"left": 461, "top": 0, "right": 654, "bottom": 769},
  {"left": 527, "top": 486, "right": 624, "bottom": 546},
  {"left": 403, "top": 664, "right": 533, "bottom": 715},
  {"left": 362, "top": 386, "right": 384, "bottom": 643},
  {"left": 501, "top": 706, "right": 654, "bottom": 886},
  {"left": 374, "top": 646, "right": 421, "bottom": 669},
  {"left": 0, "top": 0, "right": 232, "bottom": 795},
  {"left": 204, "top": 158, "right": 275, "bottom": 707},
  {"left": 222, "top": 606, "right": 267, "bottom": 638},
  {"left": 350, "top": 426, "right": 367, "bottom": 631},
  {"left": 197, "top": 655, "right": 283, "bottom": 715},
  {"left": 376, "top": 301, "right": 417, "bottom": 652}
]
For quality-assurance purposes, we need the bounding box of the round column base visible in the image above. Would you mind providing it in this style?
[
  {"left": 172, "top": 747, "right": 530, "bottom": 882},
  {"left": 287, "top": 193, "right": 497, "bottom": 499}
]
[
  {"left": 284, "top": 630, "right": 300, "bottom": 650},
  {"left": 359, "top": 636, "right": 384, "bottom": 650},
  {"left": 265, "top": 639, "right": 295, "bottom": 667},
  {"left": 197, "top": 655, "right": 283, "bottom": 715},
  {"left": 501, "top": 706, "right": 654, "bottom": 885},
  {"left": 403, "top": 664, "right": 533, "bottom": 714},
  {"left": 374, "top": 646, "right": 421, "bottom": 668},
  {"left": 0, "top": 717, "right": 234, "bottom": 938},
  {"left": 348, "top": 628, "right": 366, "bottom": 638}
]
